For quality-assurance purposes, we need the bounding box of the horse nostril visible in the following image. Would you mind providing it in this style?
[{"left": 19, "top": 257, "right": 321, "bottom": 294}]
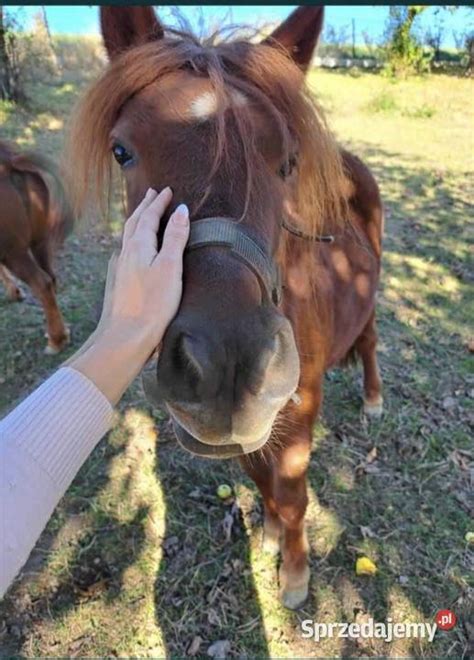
[
  {"left": 173, "top": 333, "right": 209, "bottom": 383},
  {"left": 247, "top": 329, "right": 283, "bottom": 395}
]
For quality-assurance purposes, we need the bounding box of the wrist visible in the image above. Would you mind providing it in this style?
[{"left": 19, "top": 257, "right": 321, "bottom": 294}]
[
  {"left": 99, "top": 321, "right": 157, "bottom": 361},
  {"left": 70, "top": 323, "right": 159, "bottom": 405}
]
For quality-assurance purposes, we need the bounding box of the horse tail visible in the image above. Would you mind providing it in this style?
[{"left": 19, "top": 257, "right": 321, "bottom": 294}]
[{"left": 11, "top": 149, "right": 75, "bottom": 246}]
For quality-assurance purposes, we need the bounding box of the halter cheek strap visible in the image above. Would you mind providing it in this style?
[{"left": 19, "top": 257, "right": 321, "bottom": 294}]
[{"left": 282, "top": 219, "right": 335, "bottom": 243}]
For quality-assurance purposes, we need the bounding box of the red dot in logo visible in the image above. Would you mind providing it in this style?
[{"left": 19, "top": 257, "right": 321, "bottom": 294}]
[{"left": 436, "top": 609, "right": 457, "bottom": 630}]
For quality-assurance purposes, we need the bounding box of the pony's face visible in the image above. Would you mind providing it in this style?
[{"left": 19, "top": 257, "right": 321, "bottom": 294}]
[
  {"left": 112, "top": 69, "right": 300, "bottom": 456},
  {"left": 76, "top": 7, "right": 343, "bottom": 458}
]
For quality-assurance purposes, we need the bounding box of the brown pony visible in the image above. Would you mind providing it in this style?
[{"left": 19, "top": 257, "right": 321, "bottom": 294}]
[
  {"left": 0, "top": 141, "right": 73, "bottom": 353},
  {"left": 70, "top": 6, "right": 383, "bottom": 609}
]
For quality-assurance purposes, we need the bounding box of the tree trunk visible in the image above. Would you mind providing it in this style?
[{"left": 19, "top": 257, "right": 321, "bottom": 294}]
[
  {"left": 466, "top": 36, "right": 474, "bottom": 76},
  {"left": 40, "top": 6, "right": 61, "bottom": 72},
  {"left": 0, "top": 6, "right": 12, "bottom": 100}
]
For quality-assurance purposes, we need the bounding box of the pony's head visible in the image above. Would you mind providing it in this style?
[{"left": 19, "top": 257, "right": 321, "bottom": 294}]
[{"left": 70, "top": 6, "right": 348, "bottom": 458}]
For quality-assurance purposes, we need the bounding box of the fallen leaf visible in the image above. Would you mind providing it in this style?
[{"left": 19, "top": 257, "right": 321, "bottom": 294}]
[
  {"left": 364, "top": 463, "right": 381, "bottom": 475},
  {"left": 222, "top": 512, "right": 234, "bottom": 542},
  {"left": 187, "top": 636, "right": 202, "bottom": 656},
  {"left": 450, "top": 449, "right": 470, "bottom": 471},
  {"left": 356, "top": 556, "right": 378, "bottom": 576},
  {"left": 163, "top": 536, "right": 179, "bottom": 556},
  {"left": 366, "top": 447, "right": 378, "bottom": 463},
  {"left": 207, "top": 640, "right": 231, "bottom": 658},
  {"left": 360, "top": 525, "right": 377, "bottom": 539},
  {"left": 442, "top": 396, "right": 456, "bottom": 410}
]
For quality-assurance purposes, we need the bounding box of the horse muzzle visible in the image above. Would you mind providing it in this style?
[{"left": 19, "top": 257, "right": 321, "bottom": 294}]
[{"left": 171, "top": 414, "right": 271, "bottom": 459}]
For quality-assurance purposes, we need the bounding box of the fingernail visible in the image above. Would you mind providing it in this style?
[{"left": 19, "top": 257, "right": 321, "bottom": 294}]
[
  {"left": 146, "top": 188, "right": 157, "bottom": 198},
  {"left": 173, "top": 204, "right": 189, "bottom": 225},
  {"left": 160, "top": 186, "right": 172, "bottom": 196}
]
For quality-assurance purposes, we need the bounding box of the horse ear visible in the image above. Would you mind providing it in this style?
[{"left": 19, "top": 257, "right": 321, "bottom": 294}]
[
  {"left": 100, "top": 6, "right": 164, "bottom": 59},
  {"left": 263, "top": 6, "right": 324, "bottom": 72}
]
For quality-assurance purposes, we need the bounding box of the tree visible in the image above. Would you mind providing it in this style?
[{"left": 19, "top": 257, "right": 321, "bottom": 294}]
[
  {"left": 423, "top": 12, "right": 445, "bottom": 61},
  {"left": 32, "top": 7, "right": 61, "bottom": 74},
  {"left": 466, "top": 33, "right": 474, "bottom": 75},
  {"left": 0, "top": 7, "right": 59, "bottom": 104},
  {"left": 0, "top": 6, "right": 12, "bottom": 100},
  {"left": 0, "top": 7, "right": 24, "bottom": 102},
  {"left": 384, "top": 6, "right": 431, "bottom": 76}
]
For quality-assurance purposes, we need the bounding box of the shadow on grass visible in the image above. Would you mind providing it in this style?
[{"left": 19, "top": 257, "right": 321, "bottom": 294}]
[{"left": 152, "top": 429, "right": 270, "bottom": 657}]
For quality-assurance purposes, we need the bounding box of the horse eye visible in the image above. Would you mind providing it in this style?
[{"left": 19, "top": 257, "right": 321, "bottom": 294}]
[
  {"left": 279, "top": 154, "right": 298, "bottom": 180},
  {"left": 112, "top": 143, "right": 134, "bottom": 167}
]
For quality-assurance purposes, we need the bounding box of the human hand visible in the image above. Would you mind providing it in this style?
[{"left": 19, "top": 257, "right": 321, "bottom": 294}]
[
  {"left": 69, "top": 188, "right": 190, "bottom": 404},
  {"left": 103, "top": 187, "right": 189, "bottom": 354}
]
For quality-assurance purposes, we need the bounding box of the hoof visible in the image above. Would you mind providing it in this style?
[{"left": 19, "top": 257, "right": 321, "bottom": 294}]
[
  {"left": 279, "top": 563, "right": 310, "bottom": 610},
  {"left": 363, "top": 396, "right": 383, "bottom": 419},
  {"left": 280, "top": 583, "right": 309, "bottom": 610},
  {"left": 44, "top": 342, "right": 62, "bottom": 355},
  {"left": 45, "top": 327, "right": 71, "bottom": 355}
]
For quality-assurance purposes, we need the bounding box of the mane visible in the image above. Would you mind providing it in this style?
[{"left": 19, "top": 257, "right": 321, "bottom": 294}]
[{"left": 68, "top": 27, "right": 349, "bottom": 241}]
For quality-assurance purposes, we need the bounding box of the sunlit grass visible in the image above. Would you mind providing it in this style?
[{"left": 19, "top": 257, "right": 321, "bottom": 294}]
[{"left": 308, "top": 71, "right": 473, "bottom": 174}]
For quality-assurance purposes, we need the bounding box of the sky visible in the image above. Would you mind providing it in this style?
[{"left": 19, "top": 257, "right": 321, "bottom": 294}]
[{"left": 7, "top": 5, "right": 474, "bottom": 49}]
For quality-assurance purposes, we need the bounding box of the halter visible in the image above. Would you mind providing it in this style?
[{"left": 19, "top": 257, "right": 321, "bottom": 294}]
[{"left": 186, "top": 216, "right": 334, "bottom": 306}]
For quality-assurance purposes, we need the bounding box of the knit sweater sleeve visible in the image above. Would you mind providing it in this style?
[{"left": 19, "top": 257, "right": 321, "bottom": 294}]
[{"left": 0, "top": 366, "right": 114, "bottom": 597}]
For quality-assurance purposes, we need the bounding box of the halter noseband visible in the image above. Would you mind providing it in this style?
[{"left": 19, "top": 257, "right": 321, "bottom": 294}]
[
  {"left": 186, "top": 217, "right": 282, "bottom": 305},
  {"left": 186, "top": 217, "right": 334, "bottom": 307}
]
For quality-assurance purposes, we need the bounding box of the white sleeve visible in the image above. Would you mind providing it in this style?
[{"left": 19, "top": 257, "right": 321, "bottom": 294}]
[{"left": 0, "top": 366, "right": 114, "bottom": 597}]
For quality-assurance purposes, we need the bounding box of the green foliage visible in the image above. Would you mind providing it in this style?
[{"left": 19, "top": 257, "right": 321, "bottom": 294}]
[
  {"left": 384, "top": 6, "right": 433, "bottom": 77},
  {"left": 365, "top": 90, "right": 399, "bottom": 114},
  {"left": 402, "top": 103, "right": 436, "bottom": 118},
  {"left": 364, "top": 89, "right": 436, "bottom": 119},
  {"left": 0, "top": 8, "right": 62, "bottom": 105}
]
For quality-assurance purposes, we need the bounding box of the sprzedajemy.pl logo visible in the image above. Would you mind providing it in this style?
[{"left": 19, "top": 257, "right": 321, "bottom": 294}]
[{"left": 301, "top": 610, "right": 456, "bottom": 643}]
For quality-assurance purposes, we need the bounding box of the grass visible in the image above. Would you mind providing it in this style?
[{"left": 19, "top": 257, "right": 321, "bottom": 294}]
[{"left": 0, "top": 58, "right": 473, "bottom": 658}]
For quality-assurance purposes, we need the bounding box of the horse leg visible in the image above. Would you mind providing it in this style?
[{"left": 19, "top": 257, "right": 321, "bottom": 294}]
[
  {"left": 273, "top": 431, "right": 311, "bottom": 609},
  {"left": 4, "top": 251, "right": 69, "bottom": 354},
  {"left": 31, "top": 240, "right": 57, "bottom": 289},
  {"left": 355, "top": 310, "right": 383, "bottom": 417},
  {"left": 240, "top": 453, "right": 281, "bottom": 555},
  {"left": 0, "top": 265, "right": 23, "bottom": 301},
  {"left": 242, "top": 381, "right": 322, "bottom": 609},
  {"left": 270, "top": 380, "right": 322, "bottom": 610},
  {"left": 32, "top": 240, "right": 70, "bottom": 346}
]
